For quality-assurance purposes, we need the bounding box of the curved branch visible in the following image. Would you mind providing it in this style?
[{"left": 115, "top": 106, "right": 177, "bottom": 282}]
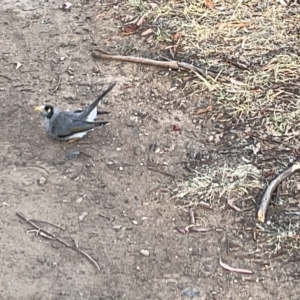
[{"left": 257, "top": 163, "right": 300, "bottom": 222}]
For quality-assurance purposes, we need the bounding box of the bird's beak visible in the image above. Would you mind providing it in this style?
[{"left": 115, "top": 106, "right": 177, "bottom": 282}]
[{"left": 34, "top": 106, "right": 44, "bottom": 112}]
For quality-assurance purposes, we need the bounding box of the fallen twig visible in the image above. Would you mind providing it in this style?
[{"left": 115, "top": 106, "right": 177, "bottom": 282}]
[
  {"left": 257, "top": 163, "right": 300, "bottom": 223},
  {"left": 91, "top": 49, "right": 224, "bottom": 83},
  {"left": 189, "top": 208, "right": 195, "bottom": 224},
  {"left": 16, "top": 212, "right": 100, "bottom": 271},
  {"left": 175, "top": 209, "right": 211, "bottom": 234},
  {"left": 29, "top": 219, "right": 66, "bottom": 231},
  {"left": 147, "top": 166, "right": 175, "bottom": 179}
]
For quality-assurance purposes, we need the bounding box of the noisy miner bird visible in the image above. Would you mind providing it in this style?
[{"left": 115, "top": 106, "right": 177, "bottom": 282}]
[{"left": 35, "top": 82, "right": 116, "bottom": 142}]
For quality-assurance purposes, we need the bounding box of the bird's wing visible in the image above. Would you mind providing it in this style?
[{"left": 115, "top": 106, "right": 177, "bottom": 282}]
[{"left": 52, "top": 113, "right": 95, "bottom": 138}]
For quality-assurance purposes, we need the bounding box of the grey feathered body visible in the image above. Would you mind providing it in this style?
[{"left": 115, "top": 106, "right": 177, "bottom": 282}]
[
  {"left": 39, "top": 82, "right": 116, "bottom": 140},
  {"left": 44, "top": 108, "right": 93, "bottom": 140}
]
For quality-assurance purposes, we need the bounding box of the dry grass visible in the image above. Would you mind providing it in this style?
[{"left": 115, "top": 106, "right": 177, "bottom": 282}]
[
  {"left": 173, "top": 163, "right": 263, "bottom": 207},
  {"left": 126, "top": 0, "right": 300, "bottom": 253},
  {"left": 257, "top": 219, "right": 300, "bottom": 254},
  {"left": 127, "top": 0, "right": 300, "bottom": 135}
]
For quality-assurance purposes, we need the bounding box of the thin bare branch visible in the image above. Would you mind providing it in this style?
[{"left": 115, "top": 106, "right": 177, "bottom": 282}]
[
  {"left": 257, "top": 163, "right": 300, "bottom": 223},
  {"left": 16, "top": 212, "right": 100, "bottom": 271}
]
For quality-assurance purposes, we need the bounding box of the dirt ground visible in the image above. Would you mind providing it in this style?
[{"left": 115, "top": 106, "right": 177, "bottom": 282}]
[{"left": 1, "top": 1, "right": 299, "bottom": 299}]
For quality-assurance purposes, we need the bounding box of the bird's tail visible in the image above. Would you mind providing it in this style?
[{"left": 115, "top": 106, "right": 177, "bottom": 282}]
[{"left": 80, "top": 82, "right": 116, "bottom": 119}]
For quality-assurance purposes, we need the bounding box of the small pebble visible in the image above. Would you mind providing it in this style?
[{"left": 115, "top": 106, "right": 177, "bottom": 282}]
[
  {"left": 76, "top": 197, "right": 83, "bottom": 204},
  {"left": 79, "top": 211, "right": 88, "bottom": 222},
  {"left": 119, "top": 166, "right": 123, "bottom": 171},
  {"left": 37, "top": 177, "right": 47, "bottom": 185},
  {"left": 112, "top": 225, "right": 122, "bottom": 230},
  {"left": 181, "top": 287, "right": 201, "bottom": 298},
  {"left": 65, "top": 150, "right": 80, "bottom": 160},
  {"left": 140, "top": 249, "right": 150, "bottom": 256},
  {"left": 36, "top": 255, "right": 46, "bottom": 264},
  {"left": 133, "top": 145, "right": 146, "bottom": 155},
  {"left": 132, "top": 220, "right": 138, "bottom": 225}
]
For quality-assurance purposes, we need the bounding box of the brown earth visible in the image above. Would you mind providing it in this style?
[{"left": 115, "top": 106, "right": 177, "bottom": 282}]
[{"left": 0, "top": 1, "right": 299, "bottom": 299}]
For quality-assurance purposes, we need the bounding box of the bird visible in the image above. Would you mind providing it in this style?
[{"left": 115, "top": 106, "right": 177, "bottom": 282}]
[{"left": 34, "top": 82, "right": 116, "bottom": 142}]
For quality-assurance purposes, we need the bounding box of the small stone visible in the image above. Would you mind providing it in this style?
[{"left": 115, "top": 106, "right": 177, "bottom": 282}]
[
  {"left": 74, "top": 28, "right": 84, "bottom": 34},
  {"left": 136, "top": 266, "right": 140, "bottom": 271},
  {"left": 63, "top": 92, "right": 76, "bottom": 101},
  {"left": 116, "top": 148, "right": 121, "bottom": 151},
  {"left": 181, "top": 287, "right": 200, "bottom": 298},
  {"left": 16, "top": 62, "right": 22, "bottom": 70},
  {"left": 140, "top": 249, "right": 150, "bottom": 256},
  {"left": 76, "top": 197, "right": 83, "bottom": 203},
  {"left": 79, "top": 211, "right": 88, "bottom": 222},
  {"left": 133, "top": 145, "right": 146, "bottom": 155},
  {"left": 119, "top": 166, "right": 123, "bottom": 171},
  {"left": 112, "top": 225, "right": 122, "bottom": 230},
  {"left": 37, "top": 177, "right": 47, "bottom": 185},
  {"left": 36, "top": 255, "right": 46, "bottom": 264},
  {"left": 65, "top": 150, "right": 80, "bottom": 159},
  {"left": 132, "top": 220, "right": 138, "bottom": 225}
]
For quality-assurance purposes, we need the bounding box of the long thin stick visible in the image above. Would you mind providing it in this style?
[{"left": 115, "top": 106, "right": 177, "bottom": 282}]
[
  {"left": 91, "top": 49, "right": 223, "bottom": 80},
  {"left": 257, "top": 163, "right": 300, "bottom": 222},
  {"left": 16, "top": 212, "right": 100, "bottom": 271}
]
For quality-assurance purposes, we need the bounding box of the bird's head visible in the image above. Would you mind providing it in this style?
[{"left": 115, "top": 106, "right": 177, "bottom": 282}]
[{"left": 34, "top": 105, "right": 55, "bottom": 119}]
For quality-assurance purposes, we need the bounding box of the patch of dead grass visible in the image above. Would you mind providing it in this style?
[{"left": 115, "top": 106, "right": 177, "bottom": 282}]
[
  {"left": 258, "top": 219, "right": 300, "bottom": 255},
  {"left": 173, "top": 163, "right": 263, "bottom": 207},
  {"left": 127, "top": 0, "right": 300, "bottom": 253},
  {"left": 127, "top": 1, "right": 300, "bottom": 130}
]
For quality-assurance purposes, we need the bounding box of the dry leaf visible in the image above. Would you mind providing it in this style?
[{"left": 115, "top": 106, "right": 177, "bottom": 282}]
[
  {"left": 149, "top": 2, "right": 158, "bottom": 9},
  {"left": 194, "top": 105, "right": 212, "bottom": 115},
  {"left": 62, "top": 2, "right": 72, "bottom": 10},
  {"left": 79, "top": 211, "right": 88, "bottom": 222},
  {"left": 141, "top": 28, "right": 153, "bottom": 36},
  {"left": 172, "top": 32, "right": 181, "bottom": 42},
  {"left": 220, "top": 258, "right": 253, "bottom": 274},
  {"left": 137, "top": 15, "right": 146, "bottom": 27},
  {"left": 121, "top": 24, "right": 140, "bottom": 36},
  {"left": 175, "top": 226, "right": 188, "bottom": 234},
  {"left": 205, "top": 0, "right": 215, "bottom": 9},
  {"left": 172, "top": 124, "right": 182, "bottom": 131}
]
